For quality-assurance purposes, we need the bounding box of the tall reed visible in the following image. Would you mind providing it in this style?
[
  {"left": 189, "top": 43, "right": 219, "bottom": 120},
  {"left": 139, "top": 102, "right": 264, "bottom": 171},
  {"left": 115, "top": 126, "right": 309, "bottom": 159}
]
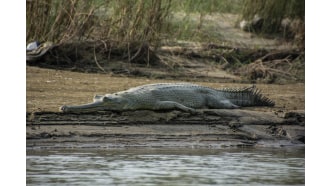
[
  {"left": 27, "top": 0, "right": 96, "bottom": 43},
  {"left": 26, "top": 0, "right": 171, "bottom": 48}
]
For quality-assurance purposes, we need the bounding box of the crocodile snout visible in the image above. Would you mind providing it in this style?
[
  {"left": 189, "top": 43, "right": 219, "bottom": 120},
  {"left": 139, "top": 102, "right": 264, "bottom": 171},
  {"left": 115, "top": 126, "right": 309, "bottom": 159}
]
[{"left": 59, "top": 105, "right": 68, "bottom": 112}]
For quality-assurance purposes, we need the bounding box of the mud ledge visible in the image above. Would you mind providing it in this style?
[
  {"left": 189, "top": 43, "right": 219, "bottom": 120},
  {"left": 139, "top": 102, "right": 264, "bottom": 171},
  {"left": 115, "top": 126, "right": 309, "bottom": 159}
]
[{"left": 27, "top": 109, "right": 304, "bottom": 149}]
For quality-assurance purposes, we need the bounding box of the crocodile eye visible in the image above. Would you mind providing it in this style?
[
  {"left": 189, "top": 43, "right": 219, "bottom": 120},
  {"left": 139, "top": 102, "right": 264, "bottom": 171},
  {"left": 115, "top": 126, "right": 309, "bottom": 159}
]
[
  {"left": 102, "top": 96, "right": 111, "bottom": 102},
  {"left": 103, "top": 96, "right": 119, "bottom": 102}
]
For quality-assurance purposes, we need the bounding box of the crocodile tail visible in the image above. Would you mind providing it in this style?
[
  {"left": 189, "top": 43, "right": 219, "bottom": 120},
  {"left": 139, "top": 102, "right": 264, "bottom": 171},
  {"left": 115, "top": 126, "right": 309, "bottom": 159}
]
[{"left": 218, "top": 85, "right": 275, "bottom": 107}]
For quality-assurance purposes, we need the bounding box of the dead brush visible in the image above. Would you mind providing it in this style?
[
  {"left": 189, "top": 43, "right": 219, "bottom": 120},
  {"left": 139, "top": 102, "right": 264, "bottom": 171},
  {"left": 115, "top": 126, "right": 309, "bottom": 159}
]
[{"left": 238, "top": 56, "right": 298, "bottom": 83}]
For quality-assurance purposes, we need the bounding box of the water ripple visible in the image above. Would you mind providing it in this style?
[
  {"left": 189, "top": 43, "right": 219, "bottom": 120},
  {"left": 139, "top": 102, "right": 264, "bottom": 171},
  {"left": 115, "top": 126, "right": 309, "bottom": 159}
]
[{"left": 27, "top": 148, "right": 305, "bottom": 185}]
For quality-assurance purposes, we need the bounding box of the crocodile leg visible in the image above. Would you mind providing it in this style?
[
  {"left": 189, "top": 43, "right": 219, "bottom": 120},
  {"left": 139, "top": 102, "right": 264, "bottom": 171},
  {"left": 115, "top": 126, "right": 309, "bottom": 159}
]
[
  {"left": 153, "top": 101, "right": 196, "bottom": 112},
  {"left": 206, "top": 96, "right": 240, "bottom": 109}
]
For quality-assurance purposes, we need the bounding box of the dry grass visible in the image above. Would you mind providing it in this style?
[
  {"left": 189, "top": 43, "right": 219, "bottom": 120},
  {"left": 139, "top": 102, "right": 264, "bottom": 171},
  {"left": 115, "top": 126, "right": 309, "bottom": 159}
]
[{"left": 27, "top": 0, "right": 171, "bottom": 42}]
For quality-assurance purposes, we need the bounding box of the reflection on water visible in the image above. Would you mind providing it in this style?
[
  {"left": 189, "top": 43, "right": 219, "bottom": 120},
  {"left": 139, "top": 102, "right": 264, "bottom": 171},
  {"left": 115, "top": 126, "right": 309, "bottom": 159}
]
[{"left": 27, "top": 147, "right": 304, "bottom": 185}]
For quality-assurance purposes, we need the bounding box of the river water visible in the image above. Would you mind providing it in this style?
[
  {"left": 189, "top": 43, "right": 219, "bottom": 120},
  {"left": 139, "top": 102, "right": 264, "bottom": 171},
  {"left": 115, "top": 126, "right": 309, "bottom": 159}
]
[{"left": 27, "top": 147, "right": 304, "bottom": 185}]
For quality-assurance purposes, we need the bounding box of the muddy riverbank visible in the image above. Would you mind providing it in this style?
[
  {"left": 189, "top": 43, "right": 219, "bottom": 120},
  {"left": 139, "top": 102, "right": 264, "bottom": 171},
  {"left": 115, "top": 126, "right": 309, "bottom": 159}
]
[{"left": 27, "top": 109, "right": 304, "bottom": 149}]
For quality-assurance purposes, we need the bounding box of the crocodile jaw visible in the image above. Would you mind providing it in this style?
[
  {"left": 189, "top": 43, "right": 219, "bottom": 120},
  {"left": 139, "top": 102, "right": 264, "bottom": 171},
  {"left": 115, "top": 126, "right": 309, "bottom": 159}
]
[{"left": 60, "top": 101, "right": 107, "bottom": 113}]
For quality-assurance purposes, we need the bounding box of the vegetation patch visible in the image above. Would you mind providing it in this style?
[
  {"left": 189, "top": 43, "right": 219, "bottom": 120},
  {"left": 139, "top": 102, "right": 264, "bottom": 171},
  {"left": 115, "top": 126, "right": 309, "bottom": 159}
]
[{"left": 27, "top": 0, "right": 304, "bottom": 84}]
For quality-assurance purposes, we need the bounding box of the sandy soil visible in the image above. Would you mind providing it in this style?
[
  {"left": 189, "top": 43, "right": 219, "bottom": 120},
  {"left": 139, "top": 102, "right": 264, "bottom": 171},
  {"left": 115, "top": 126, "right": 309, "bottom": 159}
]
[{"left": 27, "top": 66, "right": 304, "bottom": 113}]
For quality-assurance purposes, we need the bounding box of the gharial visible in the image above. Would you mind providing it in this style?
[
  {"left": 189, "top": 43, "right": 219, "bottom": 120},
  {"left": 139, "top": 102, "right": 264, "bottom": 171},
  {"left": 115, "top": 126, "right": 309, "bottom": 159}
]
[{"left": 60, "top": 83, "right": 275, "bottom": 113}]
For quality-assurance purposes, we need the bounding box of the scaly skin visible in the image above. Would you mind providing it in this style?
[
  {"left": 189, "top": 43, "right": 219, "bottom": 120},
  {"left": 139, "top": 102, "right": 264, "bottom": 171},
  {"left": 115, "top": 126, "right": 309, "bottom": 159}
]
[{"left": 60, "top": 83, "right": 274, "bottom": 113}]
